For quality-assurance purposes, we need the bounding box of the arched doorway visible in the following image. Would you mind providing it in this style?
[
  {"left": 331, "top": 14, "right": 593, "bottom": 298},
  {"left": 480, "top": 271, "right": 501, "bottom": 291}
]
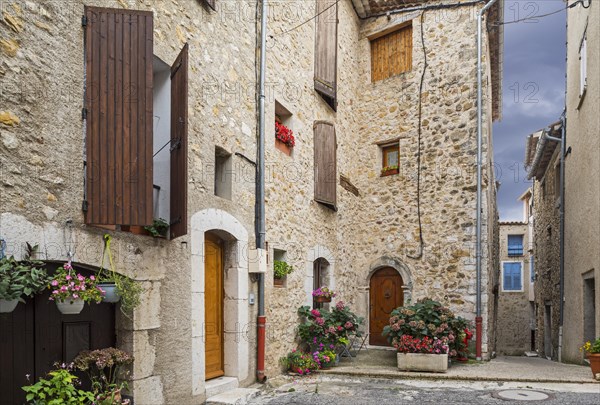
[
  {"left": 204, "top": 233, "right": 224, "bottom": 380},
  {"left": 369, "top": 267, "right": 403, "bottom": 346}
]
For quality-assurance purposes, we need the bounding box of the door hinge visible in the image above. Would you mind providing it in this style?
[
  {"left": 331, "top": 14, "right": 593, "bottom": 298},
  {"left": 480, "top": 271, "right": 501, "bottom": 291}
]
[
  {"left": 82, "top": 200, "right": 89, "bottom": 212},
  {"left": 82, "top": 108, "right": 87, "bottom": 120},
  {"left": 169, "top": 138, "right": 182, "bottom": 152},
  {"left": 82, "top": 15, "right": 88, "bottom": 27}
]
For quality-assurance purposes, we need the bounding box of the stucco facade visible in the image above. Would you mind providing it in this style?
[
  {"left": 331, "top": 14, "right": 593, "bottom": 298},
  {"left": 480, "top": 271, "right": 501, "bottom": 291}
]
[
  {"left": 563, "top": 0, "right": 600, "bottom": 364},
  {"left": 0, "top": 0, "right": 502, "bottom": 402}
]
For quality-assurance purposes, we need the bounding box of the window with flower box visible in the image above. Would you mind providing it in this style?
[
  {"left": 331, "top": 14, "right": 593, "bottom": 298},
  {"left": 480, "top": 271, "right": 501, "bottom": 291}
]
[
  {"left": 274, "top": 101, "right": 295, "bottom": 156},
  {"left": 381, "top": 143, "right": 399, "bottom": 176}
]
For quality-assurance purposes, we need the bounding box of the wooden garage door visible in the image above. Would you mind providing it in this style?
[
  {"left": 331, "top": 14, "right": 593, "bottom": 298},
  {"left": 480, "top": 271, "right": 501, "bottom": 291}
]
[{"left": 0, "top": 262, "right": 116, "bottom": 405}]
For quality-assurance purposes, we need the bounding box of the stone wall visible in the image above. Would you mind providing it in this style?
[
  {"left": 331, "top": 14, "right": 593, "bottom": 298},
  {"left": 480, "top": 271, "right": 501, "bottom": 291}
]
[{"left": 496, "top": 222, "right": 531, "bottom": 355}]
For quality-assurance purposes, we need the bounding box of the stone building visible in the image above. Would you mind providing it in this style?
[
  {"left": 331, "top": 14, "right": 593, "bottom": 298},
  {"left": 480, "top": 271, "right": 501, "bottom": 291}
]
[
  {"left": 496, "top": 191, "right": 533, "bottom": 356},
  {"left": 563, "top": 0, "right": 600, "bottom": 364},
  {"left": 0, "top": 0, "right": 502, "bottom": 403},
  {"left": 525, "top": 123, "right": 562, "bottom": 360}
]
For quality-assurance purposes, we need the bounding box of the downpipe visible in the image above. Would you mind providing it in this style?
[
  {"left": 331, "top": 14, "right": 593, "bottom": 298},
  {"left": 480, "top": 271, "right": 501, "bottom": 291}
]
[
  {"left": 476, "top": 0, "right": 498, "bottom": 361},
  {"left": 256, "top": 0, "right": 268, "bottom": 383}
]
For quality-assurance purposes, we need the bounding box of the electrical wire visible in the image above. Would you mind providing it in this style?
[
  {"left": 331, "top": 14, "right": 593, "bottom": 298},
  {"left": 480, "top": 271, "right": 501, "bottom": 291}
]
[
  {"left": 408, "top": 10, "right": 427, "bottom": 260},
  {"left": 269, "top": 0, "right": 340, "bottom": 38}
]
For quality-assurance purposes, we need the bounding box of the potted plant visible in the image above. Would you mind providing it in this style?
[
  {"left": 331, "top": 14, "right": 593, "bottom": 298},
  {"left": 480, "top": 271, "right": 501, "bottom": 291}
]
[
  {"left": 383, "top": 298, "right": 466, "bottom": 373},
  {"left": 580, "top": 338, "right": 600, "bottom": 378},
  {"left": 73, "top": 347, "right": 133, "bottom": 404},
  {"left": 143, "top": 218, "right": 170, "bottom": 238},
  {"left": 273, "top": 260, "right": 293, "bottom": 287},
  {"left": 49, "top": 262, "right": 105, "bottom": 315},
  {"left": 280, "top": 349, "right": 319, "bottom": 375},
  {"left": 312, "top": 286, "right": 336, "bottom": 303},
  {"left": 22, "top": 364, "right": 95, "bottom": 404},
  {"left": 381, "top": 165, "right": 399, "bottom": 176},
  {"left": 0, "top": 256, "right": 50, "bottom": 313},
  {"left": 275, "top": 120, "right": 295, "bottom": 156}
]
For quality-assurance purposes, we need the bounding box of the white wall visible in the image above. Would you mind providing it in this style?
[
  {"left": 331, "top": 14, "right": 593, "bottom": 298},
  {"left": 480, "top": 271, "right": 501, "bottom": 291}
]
[{"left": 152, "top": 56, "right": 171, "bottom": 223}]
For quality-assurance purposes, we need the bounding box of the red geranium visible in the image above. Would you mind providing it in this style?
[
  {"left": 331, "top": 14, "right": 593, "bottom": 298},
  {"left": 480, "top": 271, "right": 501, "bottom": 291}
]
[{"left": 275, "top": 121, "right": 295, "bottom": 147}]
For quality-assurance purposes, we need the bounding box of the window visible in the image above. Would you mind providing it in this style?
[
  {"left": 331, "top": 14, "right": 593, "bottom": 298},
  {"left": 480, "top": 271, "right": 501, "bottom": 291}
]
[
  {"left": 381, "top": 143, "right": 399, "bottom": 176},
  {"left": 83, "top": 7, "right": 188, "bottom": 238},
  {"left": 508, "top": 235, "right": 524, "bottom": 256},
  {"left": 554, "top": 163, "right": 561, "bottom": 200},
  {"left": 579, "top": 30, "right": 587, "bottom": 98},
  {"left": 275, "top": 100, "right": 294, "bottom": 156},
  {"left": 370, "top": 23, "right": 413, "bottom": 82},
  {"left": 314, "top": 0, "right": 338, "bottom": 110},
  {"left": 530, "top": 255, "right": 535, "bottom": 282},
  {"left": 214, "top": 147, "right": 232, "bottom": 200},
  {"left": 314, "top": 121, "right": 337, "bottom": 209},
  {"left": 313, "top": 258, "right": 330, "bottom": 309},
  {"left": 502, "top": 262, "right": 523, "bottom": 291}
]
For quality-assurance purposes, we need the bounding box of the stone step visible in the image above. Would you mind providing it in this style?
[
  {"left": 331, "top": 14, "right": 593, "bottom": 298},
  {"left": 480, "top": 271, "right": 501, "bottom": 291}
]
[
  {"left": 205, "top": 376, "right": 239, "bottom": 399},
  {"left": 206, "top": 388, "right": 259, "bottom": 405}
]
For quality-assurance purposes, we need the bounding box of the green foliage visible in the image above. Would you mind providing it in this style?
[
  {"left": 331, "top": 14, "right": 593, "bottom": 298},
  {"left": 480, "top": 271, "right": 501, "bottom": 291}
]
[
  {"left": 73, "top": 347, "right": 132, "bottom": 400},
  {"left": 581, "top": 337, "right": 600, "bottom": 354},
  {"left": 144, "top": 218, "right": 169, "bottom": 238},
  {"left": 21, "top": 368, "right": 95, "bottom": 405},
  {"left": 114, "top": 274, "right": 143, "bottom": 317},
  {"left": 0, "top": 256, "right": 49, "bottom": 301},
  {"left": 273, "top": 260, "right": 293, "bottom": 279}
]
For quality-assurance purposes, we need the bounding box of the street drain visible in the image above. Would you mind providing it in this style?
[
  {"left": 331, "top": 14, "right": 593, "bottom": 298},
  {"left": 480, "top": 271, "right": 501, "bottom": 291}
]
[{"left": 493, "top": 390, "right": 552, "bottom": 401}]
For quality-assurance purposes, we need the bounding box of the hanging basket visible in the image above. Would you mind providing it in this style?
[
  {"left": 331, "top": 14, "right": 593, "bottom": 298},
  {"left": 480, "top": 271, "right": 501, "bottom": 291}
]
[
  {"left": 98, "top": 282, "right": 121, "bottom": 303},
  {"left": 0, "top": 298, "right": 19, "bottom": 313},
  {"left": 56, "top": 298, "right": 85, "bottom": 315},
  {"left": 315, "top": 296, "right": 332, "bottom": 303}
]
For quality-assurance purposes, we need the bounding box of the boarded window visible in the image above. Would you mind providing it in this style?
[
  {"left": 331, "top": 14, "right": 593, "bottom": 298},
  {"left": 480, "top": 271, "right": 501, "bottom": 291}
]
[
  {"left": 370, "top": 24, "right": 413, "bottom": 82},
  {"left": 314, "top": 121, "right": 337, "bottom": 209},
  {"left": 84, "top": 7, "right": 154, "bottom": 226},
  {"left": 314, "top": 0, "right": 338, "bottom": 111}
]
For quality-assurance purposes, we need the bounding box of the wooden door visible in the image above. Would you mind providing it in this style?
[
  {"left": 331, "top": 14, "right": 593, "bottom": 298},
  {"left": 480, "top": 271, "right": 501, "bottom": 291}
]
[
  {"left": 369, "top": 267, "right": 403, "bottom": 346},
  {"left": 204, "top": 234, "right": 224, "bottom": 379}
]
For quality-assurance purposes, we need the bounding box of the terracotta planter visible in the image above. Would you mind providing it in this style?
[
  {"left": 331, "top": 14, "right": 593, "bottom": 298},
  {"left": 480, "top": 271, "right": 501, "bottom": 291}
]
[
  {"left": 275, "top": 139, "right": 293, "bottom": 156},
  {"left": 0, "top": 298, "right": 19, "bottom": 313},
  {"left": 314, "top": 296, "right": 332, "bottom": 303},
  {"left": 397, "top": 353, "right": 448, "bottom": 373},
  {"left": 381, "top": 168, "right": 399, "bottom": 177},
  {"left": 56, "top": 298, "right": 85, "bottom": 315},
  {"left": 273, "top": 277, "right": 285, "bottom": 287},
  {"left": 588, "top": 353, "right": 600, "bottom": 378}
]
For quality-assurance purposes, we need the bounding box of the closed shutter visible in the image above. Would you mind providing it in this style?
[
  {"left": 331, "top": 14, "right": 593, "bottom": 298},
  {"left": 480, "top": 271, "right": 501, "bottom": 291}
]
[
  {"left": 314, "top": 0, "right": 338, "bottom": 111},
  {"left": 84, "top": 7, "right": 154, "bottom": 226},
  {"left": 314, "top": 121, "right": 337, "bottom": 209},
  {"left": 370, "top": 24, "right": 413, "bottom": 82},
  {"left": 170, "top": 44, "right": 189, "bottom": 239}
]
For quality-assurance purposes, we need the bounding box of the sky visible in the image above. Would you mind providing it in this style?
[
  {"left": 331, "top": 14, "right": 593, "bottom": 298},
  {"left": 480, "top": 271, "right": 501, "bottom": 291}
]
[{"left": 493, "top": 0, "right": 567, "bottom": 221}]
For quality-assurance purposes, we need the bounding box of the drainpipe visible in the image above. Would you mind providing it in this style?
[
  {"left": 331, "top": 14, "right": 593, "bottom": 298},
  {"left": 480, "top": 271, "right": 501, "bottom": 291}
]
[
  {"left": 256, "top": 0, "right": 268, "bottom": 383},
  {"left": 476, "top": 0, "right": 498, "bottom": 361}
]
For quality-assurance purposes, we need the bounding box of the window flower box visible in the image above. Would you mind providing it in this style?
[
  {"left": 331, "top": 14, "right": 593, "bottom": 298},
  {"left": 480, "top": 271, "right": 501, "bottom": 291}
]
[
  {"left": 275, "top": 121, "right": 295, "bottom": 156},
  {"left": 381, "top": 165, "right": 399, "bottom": 177},
  {"left": 397, "top": 352, "right": 448, "bottom": 373}
]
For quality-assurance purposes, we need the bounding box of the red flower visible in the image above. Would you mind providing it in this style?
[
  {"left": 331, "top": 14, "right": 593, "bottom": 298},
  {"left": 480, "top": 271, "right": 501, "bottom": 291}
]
[{"left": 275, "top": 121, "right": 295, "bottom": 147}]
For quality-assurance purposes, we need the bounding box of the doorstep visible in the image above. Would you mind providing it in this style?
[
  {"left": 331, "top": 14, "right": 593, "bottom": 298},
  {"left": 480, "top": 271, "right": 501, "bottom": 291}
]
[
  {"left": 206, "top": 388, "right": 259, "bottom": 405},
  {"left": 205, "top": 376, "right": 239, "bottom": 398}
]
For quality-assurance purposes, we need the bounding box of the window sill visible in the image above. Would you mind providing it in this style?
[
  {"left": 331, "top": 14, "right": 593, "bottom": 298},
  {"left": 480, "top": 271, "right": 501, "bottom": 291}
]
[{"left": 381, "top": 169, "right": 399, "bottom": 177}]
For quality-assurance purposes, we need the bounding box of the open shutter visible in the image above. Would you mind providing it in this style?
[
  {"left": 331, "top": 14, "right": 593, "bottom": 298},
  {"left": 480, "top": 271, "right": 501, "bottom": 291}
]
[
  {"left": 314, "top": 121, "right": 337, "bottom": 209},
  {"left": 169, "top": 44, "right": 189, "bottom": 239},
  {"left": 84, "top": 7, "right": 154, "bottom": 226},
  {"left": 314, "top": 0, "right": 338, "bottom": 111}
]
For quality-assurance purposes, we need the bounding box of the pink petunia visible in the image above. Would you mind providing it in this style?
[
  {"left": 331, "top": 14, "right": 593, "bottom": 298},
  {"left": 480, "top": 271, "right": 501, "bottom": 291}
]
[
  {"left": 90, "top": 275, "right": 95, "bottom": 281},
  {"left": 66, "top": 275, "right": 72, "bottom": 280},
  {"left": 51, "top": 280, "right": 58, "bottom": 286}
]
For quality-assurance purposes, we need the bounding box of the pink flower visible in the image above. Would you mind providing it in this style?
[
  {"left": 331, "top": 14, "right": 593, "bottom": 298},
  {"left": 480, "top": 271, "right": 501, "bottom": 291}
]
[
  {"left": 344, "top": 321, "right": 353, "bottom": 329},
  {"left": 52, "top": 290, "right": 58, "bottom": 295},
  {"left": 337, "top": 326, "right": 343, "bottom": 331},
  {"left": 310, "top": 309, "right": 321, "bottom": 317},
  {"left": 336, "top": 301, "right": 345, "bottom": 310},
  {"left": 72, "top": 294, "right": 79, "bottom": 299},
  {"left": 77, "top": 275, "right": 84, "bottom": 282},
  {"left": 66, "top": 275, "right": 72, "bottom": 280},
  {"left": 51, "top": 280, "right": 58, "bottom": 286},
  {"left": 90, "top": 275, "right": 95, "bottom": 281},
  {"left": 315, "top": 317, "right": 324, "bottom": 326}
]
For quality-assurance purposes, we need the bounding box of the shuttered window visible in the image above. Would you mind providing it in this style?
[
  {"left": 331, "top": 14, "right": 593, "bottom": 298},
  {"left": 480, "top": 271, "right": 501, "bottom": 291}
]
[
  {"left": 314, "top": 0, "right": 338, "bottom": 111},
  {"left": 507, "top": 235, "right": 524, "bottom": 256},
  {"left": 370, "top": 24, "right": 413, "bottom": 82},
  {"left": 502, "top": 262, "right": 523, "bottom": 291},
  {"left": 314, "top": 121, "right": 337, "bottom": 209},
  {"left": 84, "top": 7, "right": 188, "bottom": 238}
]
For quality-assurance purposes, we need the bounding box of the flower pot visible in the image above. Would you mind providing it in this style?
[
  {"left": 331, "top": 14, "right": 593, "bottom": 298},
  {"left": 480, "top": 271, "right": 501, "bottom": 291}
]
[
  {"left": 315, "top": 296, "right": 331, "bottom": 303},
  {"left": 275, "top": 139, "right": 293, "bottom": 156},
  {"left": 588, "top": 353, "right": 600, "bottom": 378},
  {"left": 397, "top": 353, "right": 448, "bottom": 373},
  {"left": 381, "top": 168, "right": 399, "bottom": 177},
  {"left": 56, "top": 298, "right": 85, "bottom": 315},
  {"left": 98, "top": 282, "right": 121, "bottom": 303},
  {"left": 0, "top": 298, "right": 19, "bottom": 313},
  {"left": 273, "top": 277, "right": 285, "bottom": 287}
]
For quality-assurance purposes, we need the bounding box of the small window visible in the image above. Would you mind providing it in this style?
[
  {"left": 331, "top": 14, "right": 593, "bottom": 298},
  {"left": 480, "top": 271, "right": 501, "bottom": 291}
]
[
  {"left": 508, "top": 235, "right": 524, "bottom": 256},
  {"left": 214, "top": 147, "right": 232, "bottom": 200},
  {"left": 370, "top": 23, "right": 413, "bottom": 82},
  {"left": 502, "top": 262, "right": 523, "bottom": 291},
  {"left": 579, "top": 31, "right": 587, "bottom": 98},
  {"left": 381, "top": 144, "right": 399, "bottom": 176},
  {"left": 273, "top": 249, "right": 289, "bottom": 288},
  {"left": 275, "top": 100, "right": 294, "bottom": 157},
  {"left": 530, "top": 255, "right": 535, "bottom": 282}
]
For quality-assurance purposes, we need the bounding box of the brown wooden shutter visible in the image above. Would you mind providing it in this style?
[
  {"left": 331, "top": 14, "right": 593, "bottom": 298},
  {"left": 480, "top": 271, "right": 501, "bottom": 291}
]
[
  {"left": 84, "top": 7, "right": 153, "bottom": 226},
  {"left": 314, "top": 0, "right": 338, "bottom": 111},
  {"left": 169, "top": 44, "right": 189, "bottom": 239},
  {"left": 204, "top": 0, "right": 216, "bottom": 11},
  {"left": 314, "top": 121, "right": 337, "bottom": 209},
  {"left": 370, "top": 24, "right": 413, "bottom": 82}
]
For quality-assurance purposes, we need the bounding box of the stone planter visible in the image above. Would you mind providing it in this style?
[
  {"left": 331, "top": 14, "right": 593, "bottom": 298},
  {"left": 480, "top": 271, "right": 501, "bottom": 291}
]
[
  {"left": 397, "top": 353, "right": 448, "bottom": 373},
  {"left": 56, "top": 298, "right": 85, "bottom": 315},
  {"left": 98, "top": 282, "right": 120, "bottom": 303},
  {"left": 0, "top": 298, "right": 19, "bottom": 313},
  {"left": 588, "top": 353, "right": 600, "bottom": 378}
]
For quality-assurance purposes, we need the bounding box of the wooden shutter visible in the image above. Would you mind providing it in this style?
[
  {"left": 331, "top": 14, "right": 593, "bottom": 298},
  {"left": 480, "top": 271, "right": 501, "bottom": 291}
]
[
  {"left": 204, "top": 0, "right": 216, "bottom": 11},
  {"left": 314, "top": 0, "right": 338, "bottom": 111},
  {"left": 314, "top": 121, "right": 337, "bottom": 209},
  {"left": 170, "top": 44, "right": 189, "bottom": 239},
  {"left": 84, "top": 7, "right": 154, "bottom": 226},
  {"left": 370, "top": 24, "right": 413, "bottom": 82}
]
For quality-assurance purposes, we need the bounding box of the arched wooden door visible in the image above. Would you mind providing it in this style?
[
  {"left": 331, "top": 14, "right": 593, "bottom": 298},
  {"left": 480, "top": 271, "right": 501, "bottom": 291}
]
[
  {"left": 204, "top": 234, "right": 224, "bottom": 380},
  {"left": 369, "top": 267, "right": 403, "bottom": 346}
]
